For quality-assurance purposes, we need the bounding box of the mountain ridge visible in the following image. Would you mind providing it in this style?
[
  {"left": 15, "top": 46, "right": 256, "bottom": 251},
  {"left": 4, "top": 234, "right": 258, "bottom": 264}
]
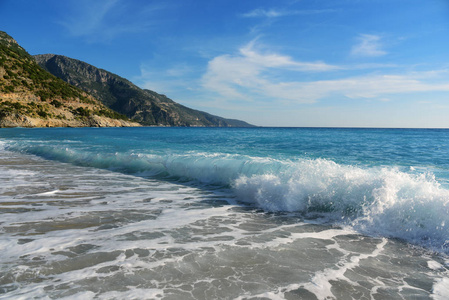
[
  {"left": 34, "top": 54, "right": 254, "bottom": 127},
  {"left": 0, "top": 31, "right": 140, "bottom": 128}
]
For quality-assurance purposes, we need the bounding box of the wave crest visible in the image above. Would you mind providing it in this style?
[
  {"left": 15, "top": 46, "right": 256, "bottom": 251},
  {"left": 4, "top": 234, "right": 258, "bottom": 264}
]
[
  {"left": 233, "top": 159, "right": 449, "bottom": 252},
  {"left": 5, "top": 142, "right": 449, "bottom": 253}
]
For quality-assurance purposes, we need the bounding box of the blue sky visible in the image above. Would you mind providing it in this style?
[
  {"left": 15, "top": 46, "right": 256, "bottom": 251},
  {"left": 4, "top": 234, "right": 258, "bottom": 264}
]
[{"left": 1, "top": 0, "right": 449, "bottom": 127}]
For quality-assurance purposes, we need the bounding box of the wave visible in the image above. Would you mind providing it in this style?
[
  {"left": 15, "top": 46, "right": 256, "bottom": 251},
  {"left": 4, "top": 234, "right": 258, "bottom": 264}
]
[
  {"left": 234, "top": 160, "right": 449, "bottom": 253},
  {"left": 5, "top": 142, "right": 449, "bottom": 254},
  {"left": 6, "top": 142, "right": 284, "bottom": 182}
]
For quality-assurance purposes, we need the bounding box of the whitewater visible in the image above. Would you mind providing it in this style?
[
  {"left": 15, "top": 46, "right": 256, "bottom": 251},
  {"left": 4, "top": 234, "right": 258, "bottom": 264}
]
[{"left": 0, "top": 127, "right": 448, "bottom": 299}]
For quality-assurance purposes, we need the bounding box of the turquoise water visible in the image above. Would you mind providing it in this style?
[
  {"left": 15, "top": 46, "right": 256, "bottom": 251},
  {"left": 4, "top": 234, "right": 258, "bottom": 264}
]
[
  {"left": 4, "top": 127, "right": 449, "bottom": 171},
  {"left": 1, "top": 127, "right": 448, "bottom": 299}
]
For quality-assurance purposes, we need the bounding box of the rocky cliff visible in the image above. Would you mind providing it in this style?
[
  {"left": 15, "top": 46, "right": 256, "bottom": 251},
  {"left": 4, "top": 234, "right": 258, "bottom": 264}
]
[
  {"left": 34, "top": 54, "right": 253, "bottom": 127},
  {"left": 0, "top": 31, "right": 140, "bottom": 128}
]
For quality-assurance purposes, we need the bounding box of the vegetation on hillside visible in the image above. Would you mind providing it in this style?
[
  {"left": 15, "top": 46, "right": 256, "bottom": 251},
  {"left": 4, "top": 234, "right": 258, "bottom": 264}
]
[
  {"left": 0, "top": 37, "right": 90, "bottom": 102},
  {"left": 0, "top": 31, "right": 136, "bottom": 127}
]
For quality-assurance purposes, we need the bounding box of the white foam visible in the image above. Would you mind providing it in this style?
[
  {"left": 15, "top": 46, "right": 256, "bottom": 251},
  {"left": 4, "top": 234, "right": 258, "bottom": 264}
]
[
  {"left": 233, "top": 159, "right": 449, "bottom": 253},
  {"left": 96, "top": 289, "right": 164, "bottom": 300},
  {"left": 36, "top": 190, "right": 60, "bottom": 196},
  {"left": 432, "top": 277, "right": 449, "bottom": 300},
  {"left": 4, "top": 141, "right": 449, "bottom": 254},
  {"left": 59, "top": 291, "right": 96, "bottom": 300},
  {"left": 301, "top": 238, "right": 388, "bottom": 299},
  {"left": 427, "top": 260, "right": 444, "bottom": 270}
]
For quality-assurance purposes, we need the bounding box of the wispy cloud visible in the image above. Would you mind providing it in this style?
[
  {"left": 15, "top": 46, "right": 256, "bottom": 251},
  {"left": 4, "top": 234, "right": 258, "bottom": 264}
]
[
  {"left": 241, "top": 8, "right": 335, "bottom": 18},
  {"left": 202, "top": 41, "right": 449, "bottom": 104},
  {"left": 137, "top": 61, "right": 198, "bottom": 96},
  {"left": 239, "top": 41, "right": 340, "bottom": 71},
  {"left": 351, "top": 34, "right": 387, "bottom": 57},
  {"left": 59, "top": 0, "right": 165, "bottom": 42},
  {"left": 295, "top": 74, "right": 449, "bottom": 101},
  {"left": 202, "top": 41, "right": 340, "bottom": 102},
  {"left": 60, "top": 0, "right": 119, "bottom": 38}
]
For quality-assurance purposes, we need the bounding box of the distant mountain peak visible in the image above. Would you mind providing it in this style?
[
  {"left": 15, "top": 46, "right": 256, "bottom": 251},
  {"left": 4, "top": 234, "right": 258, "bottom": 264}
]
[
  {"left": 34, "top": 54, "right": 254, "bottom": 127},
  {"left": 0, "top": 32, "right": 139, "bottom": 127}
]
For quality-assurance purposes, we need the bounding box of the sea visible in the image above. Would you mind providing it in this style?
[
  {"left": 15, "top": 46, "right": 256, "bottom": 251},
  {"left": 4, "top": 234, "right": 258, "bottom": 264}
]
[{"left": 0, "top": 127, "right": 448, "bottom": 300}]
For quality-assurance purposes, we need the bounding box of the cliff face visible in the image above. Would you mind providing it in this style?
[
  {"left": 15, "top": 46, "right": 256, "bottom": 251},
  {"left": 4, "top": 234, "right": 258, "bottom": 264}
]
[
  {"left": 0, "top": 32, "right": 140, "bottom": 128},
  {"left": 34, "top": 54, "right": 254, "bottom": 127}
]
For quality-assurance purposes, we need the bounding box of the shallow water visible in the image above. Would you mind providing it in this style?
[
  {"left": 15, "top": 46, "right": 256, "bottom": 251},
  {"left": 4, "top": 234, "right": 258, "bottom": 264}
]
[{"left": 1, "top": 127, "right": 449, "bottom": 299}]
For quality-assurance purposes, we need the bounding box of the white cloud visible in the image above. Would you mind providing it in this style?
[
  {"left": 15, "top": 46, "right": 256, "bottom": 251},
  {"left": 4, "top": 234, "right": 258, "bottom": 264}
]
[
  {"left": 242, "top": 8, "right": 284, "bottom": 18},
  {"left": 351, "top": 34, "right": 387, "bottom": 57},
  {"left": 241, "top": 8, "right": 335, "bottom": 18},
  {"left": 202, "top": 41, "right": 340, "bottom": 102},
  {"left": 296, "top": 74, "right": 449, "bottom": 101},
  {"left": 202, "top": 41, "right": 449, "bottom": 104},
  {"left": 239, "top": 41, "right": 340, "bottom": 71}
]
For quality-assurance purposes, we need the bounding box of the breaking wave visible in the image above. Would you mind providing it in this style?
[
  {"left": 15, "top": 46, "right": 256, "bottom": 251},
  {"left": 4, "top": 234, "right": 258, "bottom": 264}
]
[{"left": 5, "top": 142, "right": 449, "bottom": 253}]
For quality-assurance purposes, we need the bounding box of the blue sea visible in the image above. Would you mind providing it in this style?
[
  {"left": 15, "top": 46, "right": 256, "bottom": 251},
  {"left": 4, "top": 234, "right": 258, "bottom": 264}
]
[{"left": 0, "top": 127, "right": 448, "bottom": 299}]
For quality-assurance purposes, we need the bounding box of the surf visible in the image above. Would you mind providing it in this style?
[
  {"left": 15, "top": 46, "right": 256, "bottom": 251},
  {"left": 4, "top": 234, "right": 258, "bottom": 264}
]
[{"left": 4, "top": 140, "right": 449, "bottom": 254}]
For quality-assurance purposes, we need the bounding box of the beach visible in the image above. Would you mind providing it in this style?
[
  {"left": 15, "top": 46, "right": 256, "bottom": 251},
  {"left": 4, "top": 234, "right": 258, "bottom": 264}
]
[{"left": 1, "top": 127, "right": 448, "bottom": 299}]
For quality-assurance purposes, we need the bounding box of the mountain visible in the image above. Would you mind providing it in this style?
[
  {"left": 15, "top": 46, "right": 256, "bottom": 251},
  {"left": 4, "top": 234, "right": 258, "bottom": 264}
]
[
  {"left": 0, "top": 31, "right": 139, "bottom": 128},
  {"left": 34, "top": 54, "right": 254, "bottom": 127}
]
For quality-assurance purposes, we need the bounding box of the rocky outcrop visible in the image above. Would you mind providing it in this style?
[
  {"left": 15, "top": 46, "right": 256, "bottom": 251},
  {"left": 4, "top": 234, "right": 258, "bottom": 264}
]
[
  {"left": 0, "top": 93, "right": 140, "bottom": 128},
  {"left": 0, "top": 112, "right": 138, "bottom": 128},
  {"left": 34, "top": 54, "right": 254, "bottom": 127}
]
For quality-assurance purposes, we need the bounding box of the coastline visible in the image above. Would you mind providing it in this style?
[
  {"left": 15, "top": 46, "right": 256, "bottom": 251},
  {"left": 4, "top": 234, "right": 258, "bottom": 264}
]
[
  {"left": 0, "top": 113, "right": 141, "bottom": 128},
  {"left": 0, "top": 138, "right": 448, "bottom": 299}
]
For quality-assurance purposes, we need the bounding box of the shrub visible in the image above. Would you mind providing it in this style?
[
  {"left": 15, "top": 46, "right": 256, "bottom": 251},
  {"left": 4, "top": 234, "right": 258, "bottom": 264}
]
[
  {"left": 37, "top": 110, "right": 48, "bottom": 118},
  {"left": 73, "top": 107, "right": 90, "bottom": 117},
  {"left": 3, "top": 85, "right": 14, "bottom": 93},
  {"left": 50, "top": 100, "right": 63, "bottom": 108},
  {"left": 96, "top": 108, "right": 128, "bottom": 120}
]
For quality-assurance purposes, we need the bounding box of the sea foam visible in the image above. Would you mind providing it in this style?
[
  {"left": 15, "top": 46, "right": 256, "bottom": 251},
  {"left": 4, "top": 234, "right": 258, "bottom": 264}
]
[
  {"left": 233, "top": 158, "right": 449, "bottom": 253},
  {"left": 5, "top": 142, "right": 449, "bottom": 253}
]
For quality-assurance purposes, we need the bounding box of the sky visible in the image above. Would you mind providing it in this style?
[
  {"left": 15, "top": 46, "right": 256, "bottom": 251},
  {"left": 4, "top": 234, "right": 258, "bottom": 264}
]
[{"left": 1, "top": 0, "right": 449, "bottom": 127}]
